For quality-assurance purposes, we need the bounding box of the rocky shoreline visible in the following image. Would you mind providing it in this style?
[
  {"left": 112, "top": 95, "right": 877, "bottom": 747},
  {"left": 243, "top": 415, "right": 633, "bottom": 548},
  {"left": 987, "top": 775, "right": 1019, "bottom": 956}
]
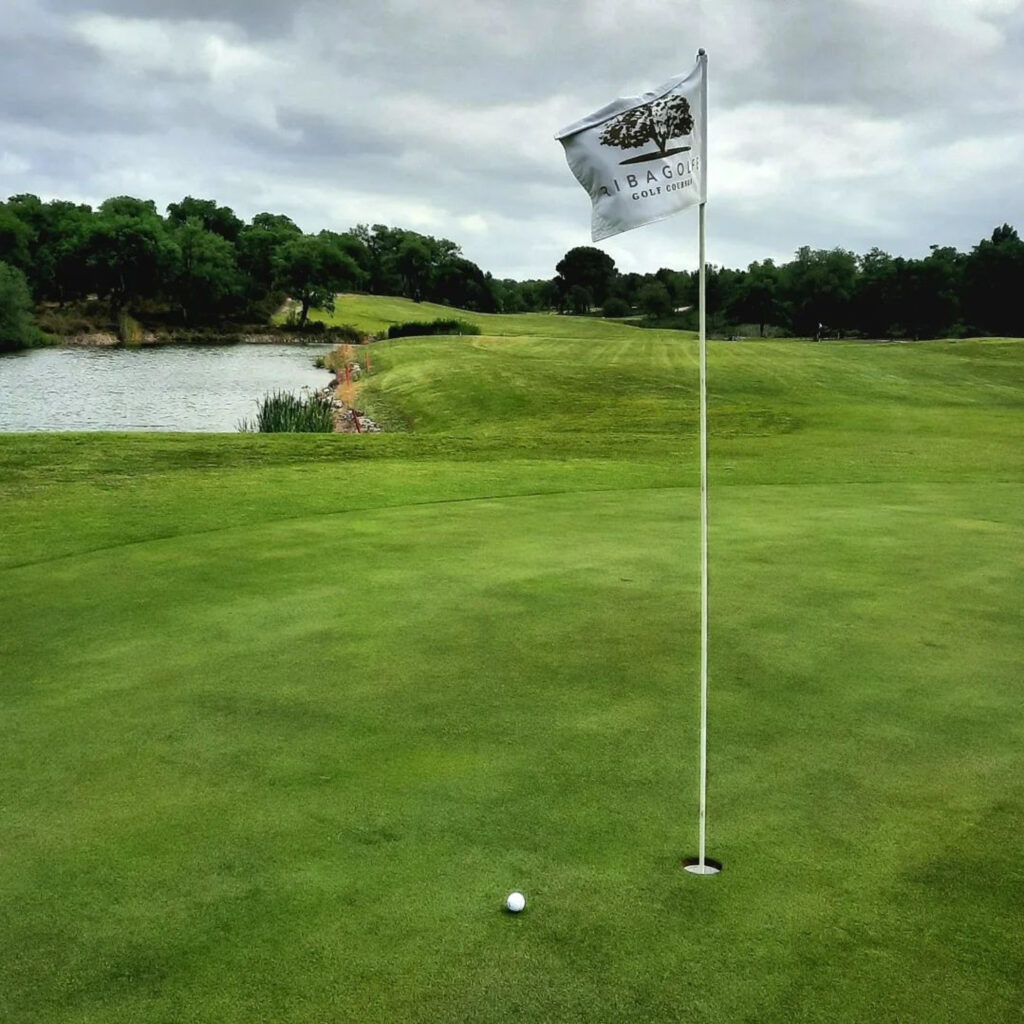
[
  {"left": 316, "top": 382, "right": 382, "bottom": 434},
  {"left": 318, "top": 354, "right": 383, "bottom": 433}
]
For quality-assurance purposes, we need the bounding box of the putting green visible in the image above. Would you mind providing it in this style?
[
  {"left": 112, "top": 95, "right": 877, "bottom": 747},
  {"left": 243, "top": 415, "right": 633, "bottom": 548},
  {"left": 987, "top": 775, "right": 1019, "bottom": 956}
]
[{"left": 1, "top": 305, "right": 1022, "bottom": 1022}]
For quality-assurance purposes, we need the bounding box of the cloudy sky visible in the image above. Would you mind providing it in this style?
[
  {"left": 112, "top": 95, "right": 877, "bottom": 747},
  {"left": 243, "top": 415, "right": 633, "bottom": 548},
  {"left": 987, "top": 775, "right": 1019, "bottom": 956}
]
[{"left": 1, "top": 0, "right": 1022, "bottom": 280}]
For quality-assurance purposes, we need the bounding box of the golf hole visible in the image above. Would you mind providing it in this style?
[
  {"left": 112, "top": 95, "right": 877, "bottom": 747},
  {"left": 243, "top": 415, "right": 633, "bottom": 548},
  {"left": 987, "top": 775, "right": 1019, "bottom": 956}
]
[{"left": 682, "top": 857, "right": 723, "bottom": 875}]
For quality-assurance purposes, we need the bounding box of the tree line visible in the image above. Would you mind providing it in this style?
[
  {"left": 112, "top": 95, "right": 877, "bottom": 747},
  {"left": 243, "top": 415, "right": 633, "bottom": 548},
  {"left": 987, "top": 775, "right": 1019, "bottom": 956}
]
[
  {"left": 2, "top": 189, "right": 1023, "bottom": 351},
  {"left": 0, "top": 193, "right": 504, "bottom": 349},
  {"left": 548, "top": 227, "right": 1024, "bottom": 339}
]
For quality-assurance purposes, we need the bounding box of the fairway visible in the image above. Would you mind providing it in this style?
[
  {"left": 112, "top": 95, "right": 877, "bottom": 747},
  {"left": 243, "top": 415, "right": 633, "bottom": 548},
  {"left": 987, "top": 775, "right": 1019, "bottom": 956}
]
[{"left": 2, "top": 300, "right": 1023, "bottom": 1023}]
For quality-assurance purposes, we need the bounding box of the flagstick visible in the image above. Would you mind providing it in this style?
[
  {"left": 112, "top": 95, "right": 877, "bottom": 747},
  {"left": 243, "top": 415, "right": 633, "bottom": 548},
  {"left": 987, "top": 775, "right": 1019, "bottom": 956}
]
[{"left": 685, "top": 195, "right": 719, "bottom": 876}]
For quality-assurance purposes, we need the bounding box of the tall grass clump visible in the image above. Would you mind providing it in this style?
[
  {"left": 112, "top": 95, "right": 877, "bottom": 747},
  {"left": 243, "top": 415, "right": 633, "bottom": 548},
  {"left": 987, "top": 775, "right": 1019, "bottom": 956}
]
[
  {"left": 117, "top": 311, "right": 145, "bottom": 346},
  {"left": 386, "top": 318, "right": 481, "bottom": 339},
  {"left": 239, "top": 389, "right": 335, "bottom": 433}
]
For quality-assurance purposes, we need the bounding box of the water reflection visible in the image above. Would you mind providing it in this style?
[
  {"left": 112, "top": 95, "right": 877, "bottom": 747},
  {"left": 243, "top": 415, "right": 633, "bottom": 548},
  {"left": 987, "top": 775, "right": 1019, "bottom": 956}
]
[{"left": 0, "top": 344, "right": 333, "bottom": 432}]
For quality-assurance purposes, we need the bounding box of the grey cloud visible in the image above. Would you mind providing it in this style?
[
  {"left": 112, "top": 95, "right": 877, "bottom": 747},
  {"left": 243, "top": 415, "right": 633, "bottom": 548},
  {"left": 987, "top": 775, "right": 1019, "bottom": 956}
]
[
  {"left": 717, "top": 0, "right": 1024, "bottom": 112},
  {"left": 0, "top": 34, "right": 163, "bottom": 135},
  {"left": 3, "top": 0, "right": 1024, "bottom": 280},
  {"left": 43, "top": 0, "right": 297, "bottom": 37},
  {"left": 276, "top": 110, "right": 405, "bottom": 162}
]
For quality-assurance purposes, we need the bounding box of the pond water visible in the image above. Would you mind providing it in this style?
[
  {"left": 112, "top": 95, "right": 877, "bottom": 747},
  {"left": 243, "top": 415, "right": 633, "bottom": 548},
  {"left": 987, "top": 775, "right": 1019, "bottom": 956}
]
[{"left": 0, "top": 344, "right": 334, "bottom": 432}]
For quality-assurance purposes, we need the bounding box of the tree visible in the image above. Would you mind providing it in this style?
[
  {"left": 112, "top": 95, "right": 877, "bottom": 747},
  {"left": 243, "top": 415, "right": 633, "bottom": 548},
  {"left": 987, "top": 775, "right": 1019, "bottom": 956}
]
[
  {"left": 782, "top": 246, "right": 858, "bottom": 337},
  {"left": 514, "top": 278, "right": 558, "bottom": 311},
  {"left": 853, "top": 248, "right": 899, "bottom": 338},
  {"left": 87, "top": 198, "right": 178, "bottom": 311},
  {"left": 273, "top": 234, "right": 364, "bottom": 326},
  {"left": 350, "top": 223, "right": 405, "bottom": 295},
  {"left": 492, "top": 278, "right": 527, "bottom": 313},
  {"left": 170, "top": 220, "right": 246, "bottom": 323},
  {"left": 568, "top": 284, "right": 593, "bottom": 315},
  {"left": 602, "top": 297, "right": 631, "bottom": 318},
  {"left": 237, "top": 212, "right": 303, "bottom": 292},
  {"left": 37, "top": 200, "right": 95, "bottom": 304},
  {"left": 0, "top": 196, "right": 96, "bottom": 304},
  {"left": 653, "top": 267, "right": 689, "bottom": 306},
  {"left": 963, "top": 224, "right": 1024, "bottom": 336},
  {"left": 612, "top": 271, "right": 648, "bottom": 309},
  {"left": 0, "top": 261, "right": 41, "bottom": 351},
  {"left": 599, "top": 95, "right": 694, "bottom": 162},
  {"left": 638, "top": 281, "right": 673, "bottom": 319},
  {"left": 395, "top": 235, "right": 433, "bottom": 301},
  {"left": 167, "top": 197, "right": 243, "bottom": 243},
  {"left": 729, "top": 259, "right": 782, "bottom": 337},
  {"left": 0, "top": 205, "right": 32, "bottom": 273},
  {"left": 896, "top": 246, "right": 965, "bottom": 339},
  {"left": 99, "top": 196, "right": 160, "bottom": 219},
  {"left": 555, "top": 246, "right": 617, "bottom": 307}
]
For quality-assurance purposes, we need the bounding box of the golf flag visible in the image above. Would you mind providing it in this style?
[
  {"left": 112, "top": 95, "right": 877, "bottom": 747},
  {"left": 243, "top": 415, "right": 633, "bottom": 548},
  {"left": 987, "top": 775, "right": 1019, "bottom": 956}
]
[
  {"left": 556, "top": 50, "right": 720, "bottom": 876},
  {"left": 555, "top": 55, "right": 707, "bottom": 241}
]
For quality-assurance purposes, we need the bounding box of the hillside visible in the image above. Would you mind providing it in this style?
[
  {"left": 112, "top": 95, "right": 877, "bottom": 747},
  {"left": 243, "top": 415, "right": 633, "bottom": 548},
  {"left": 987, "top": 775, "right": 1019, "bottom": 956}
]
[{"left": 317, "top": 296, "right": 1024, "bottom": 487}]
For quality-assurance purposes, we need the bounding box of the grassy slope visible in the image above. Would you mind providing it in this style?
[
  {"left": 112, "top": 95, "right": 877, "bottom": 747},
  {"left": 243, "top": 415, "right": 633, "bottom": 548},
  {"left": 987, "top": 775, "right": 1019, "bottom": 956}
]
[
  {"left": 1, "top": 298, "right": 1023, "bottom": 1023},
  {"left": 319, "top": 291, "right": 698, "bottom": 341}
]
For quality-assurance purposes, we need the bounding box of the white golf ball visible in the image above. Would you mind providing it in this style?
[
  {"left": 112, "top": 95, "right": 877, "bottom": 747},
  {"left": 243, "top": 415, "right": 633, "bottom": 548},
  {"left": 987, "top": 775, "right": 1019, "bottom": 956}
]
[{"left": 506, "top": 891, "right": 526, "bottom": 913}]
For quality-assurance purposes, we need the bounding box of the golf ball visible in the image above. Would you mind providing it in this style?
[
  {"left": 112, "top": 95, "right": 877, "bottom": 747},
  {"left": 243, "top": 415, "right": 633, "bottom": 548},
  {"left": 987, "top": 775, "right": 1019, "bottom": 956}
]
[{"left": 506, "top": 891, "right": 526, "bottom": 913}]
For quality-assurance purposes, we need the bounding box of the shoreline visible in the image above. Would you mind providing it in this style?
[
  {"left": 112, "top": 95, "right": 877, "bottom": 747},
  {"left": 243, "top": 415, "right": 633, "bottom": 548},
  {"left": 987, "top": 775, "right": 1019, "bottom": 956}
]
[
  {"left": 320, "top": 356, "right": 382, "bottom": 434},
  {"left": 58, "top": 330, "right": 342, "bottom": 348}
]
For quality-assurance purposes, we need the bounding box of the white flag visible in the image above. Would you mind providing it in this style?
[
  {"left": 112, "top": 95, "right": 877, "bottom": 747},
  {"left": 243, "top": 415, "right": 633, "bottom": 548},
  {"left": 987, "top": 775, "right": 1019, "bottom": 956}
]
[{"left": 555, "top": 55, "right": 707, "bottom": 242}]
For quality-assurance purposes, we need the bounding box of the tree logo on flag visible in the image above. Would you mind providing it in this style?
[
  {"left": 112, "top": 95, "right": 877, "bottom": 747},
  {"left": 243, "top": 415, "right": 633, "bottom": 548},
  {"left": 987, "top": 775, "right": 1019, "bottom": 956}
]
[{"left": 599, "top": 94, "right": 694, "bottom": 165}]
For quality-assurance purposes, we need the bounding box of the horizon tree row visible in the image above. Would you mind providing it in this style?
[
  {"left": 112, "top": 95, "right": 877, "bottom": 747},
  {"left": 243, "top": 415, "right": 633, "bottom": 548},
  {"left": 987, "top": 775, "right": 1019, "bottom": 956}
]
[
  {"left": 2, "top": 190, "right": 1023, "bottom": 341},
  {"left": 549, "top": 226, "right": 1024, "bottom": 339},
  {"left": 0, "top": 194, "right": 504, "bottom": 332}
]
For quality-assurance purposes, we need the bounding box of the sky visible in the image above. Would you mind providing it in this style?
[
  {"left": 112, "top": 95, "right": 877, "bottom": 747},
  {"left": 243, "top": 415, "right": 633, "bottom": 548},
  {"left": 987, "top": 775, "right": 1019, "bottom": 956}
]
[{"left": 1, "top": 0, "right": 1022, "bottom": 281}]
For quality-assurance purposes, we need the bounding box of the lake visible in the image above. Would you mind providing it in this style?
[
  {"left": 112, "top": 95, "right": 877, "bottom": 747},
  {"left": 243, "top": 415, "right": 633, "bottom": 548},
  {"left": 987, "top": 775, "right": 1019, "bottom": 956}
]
[{"left": 0, "top": 344, "right": 334, "bottom": 432}]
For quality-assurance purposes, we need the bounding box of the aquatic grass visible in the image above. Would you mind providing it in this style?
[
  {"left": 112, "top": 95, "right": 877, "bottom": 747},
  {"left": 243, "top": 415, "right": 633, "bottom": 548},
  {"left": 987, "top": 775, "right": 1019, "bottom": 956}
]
[{"left": 239, "top": 388, "right": 335, "bottom": 433}]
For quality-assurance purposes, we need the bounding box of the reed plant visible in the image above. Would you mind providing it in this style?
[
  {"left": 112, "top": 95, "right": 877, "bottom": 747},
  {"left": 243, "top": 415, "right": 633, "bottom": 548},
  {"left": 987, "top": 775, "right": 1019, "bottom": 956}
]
[
  {"left": 117, "top": 310, "right": 145, "bottom": 346},
  {"left": 239, "top": 389, "right": 335, "bottom": 432}
]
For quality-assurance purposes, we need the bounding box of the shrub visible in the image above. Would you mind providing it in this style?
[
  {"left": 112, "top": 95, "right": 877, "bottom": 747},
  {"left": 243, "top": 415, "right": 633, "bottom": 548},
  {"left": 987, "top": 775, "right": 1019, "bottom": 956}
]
[
  {"left": 637, "top": 282, "right": 674, "bottom": 319},
  {"left": 602, "top": 298, "right": 631, "bottom": 318},
  {"left": 239, "top": 389, "right": 335, "bottom": 433},
  {"left": 0, "top": 261, "right": 47, "bottom": 351},
  {"left": 328, "top": 323, "right": 365, "bottom": 343},
  {"left": 386, "top": 318, "right": 481, "bottom": 339},
  {"left": 278, "top": 320, "right": 364, "bottom": 343}
]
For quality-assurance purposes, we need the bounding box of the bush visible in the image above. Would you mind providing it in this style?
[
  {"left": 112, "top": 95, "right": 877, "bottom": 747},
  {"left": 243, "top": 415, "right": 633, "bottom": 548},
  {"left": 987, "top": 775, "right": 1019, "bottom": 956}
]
[
  {"left": 0, "top": 261, "right": 47, "bottom": 351},
  {"left": 602, "top": 298, "right": 631, "bottom": 318},
  {"left": 637, "top": 281, "right": 674, "bottom": 319},
  {"left": 327, "top": 323, "right": 365, "bottom": 343},
  {"left": 34, "top": 308, "right": 97, "bottom": 337},
  {"left": 239, "top": 389, "right": 335, "bottom": 433},
  {"left": 278, "top": 320, "right": 364, "bottom": 343},
  {"left": 387, "top": 318, "right": 481, "bottom": 339}
]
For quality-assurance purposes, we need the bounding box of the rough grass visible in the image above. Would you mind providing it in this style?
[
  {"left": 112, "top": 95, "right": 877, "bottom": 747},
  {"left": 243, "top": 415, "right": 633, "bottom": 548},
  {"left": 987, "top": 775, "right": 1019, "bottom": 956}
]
[{"left": 1, "top": 300, "right": 1022, "bottom": 1023}]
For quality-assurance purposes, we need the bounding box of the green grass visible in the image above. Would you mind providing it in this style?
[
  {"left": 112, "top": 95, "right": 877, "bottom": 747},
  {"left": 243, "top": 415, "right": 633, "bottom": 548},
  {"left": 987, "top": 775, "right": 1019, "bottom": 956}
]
[
  {"left": 315, "top": 291, "right": 697, "bottom": 342},
  {"left": 2, "top": 298, "right": 1023, "bottom": 1023}
]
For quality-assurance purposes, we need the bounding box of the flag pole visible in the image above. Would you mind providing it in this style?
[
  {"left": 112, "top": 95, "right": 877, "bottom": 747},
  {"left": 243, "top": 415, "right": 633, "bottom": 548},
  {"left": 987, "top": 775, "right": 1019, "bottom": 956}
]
[{"left": 685, "top": 47, "right": 719, "bottom": 877}]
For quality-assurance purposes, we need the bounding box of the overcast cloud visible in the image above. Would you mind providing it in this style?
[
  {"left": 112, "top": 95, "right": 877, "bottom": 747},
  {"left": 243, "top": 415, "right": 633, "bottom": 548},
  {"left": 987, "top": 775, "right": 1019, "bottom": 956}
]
[{"left": 2, "top": 0, "right": 1022, "bottom": 279}]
